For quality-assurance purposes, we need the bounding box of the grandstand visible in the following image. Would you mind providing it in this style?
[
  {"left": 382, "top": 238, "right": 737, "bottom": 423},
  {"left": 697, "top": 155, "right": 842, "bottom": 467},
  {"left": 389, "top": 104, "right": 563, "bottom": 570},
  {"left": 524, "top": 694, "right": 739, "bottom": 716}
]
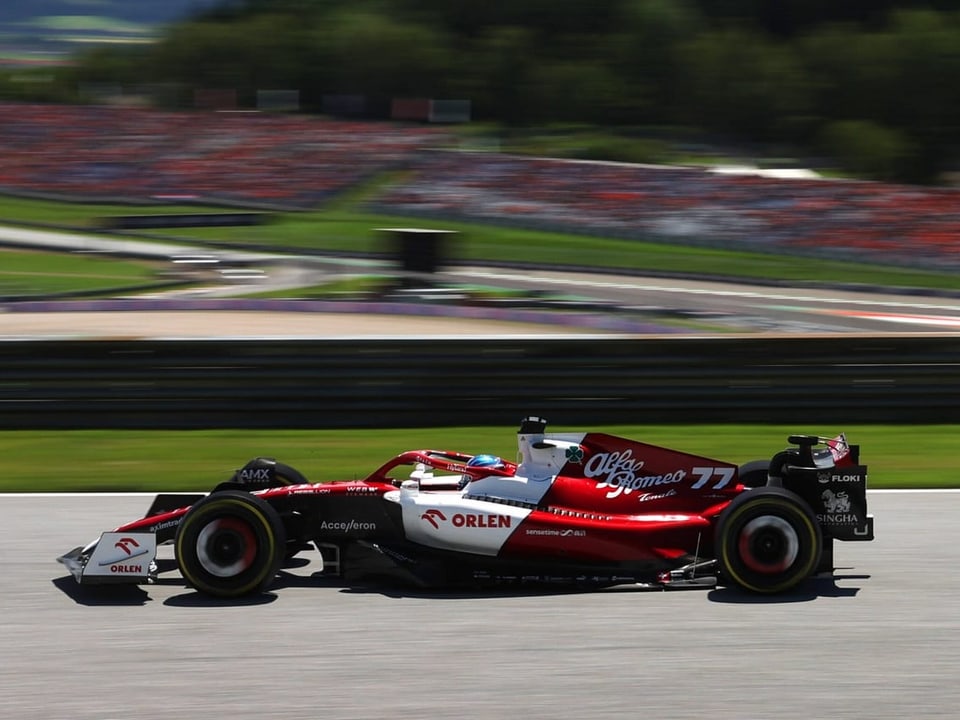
[
  {"left": 1, "top": 102, "right": 959, "bottom": 271},
  {"left": 0, "top": 103, "right": 445, "bottom": 208},
  {"left": 372, "top": 151, "right": 960, "bottom": 271}
]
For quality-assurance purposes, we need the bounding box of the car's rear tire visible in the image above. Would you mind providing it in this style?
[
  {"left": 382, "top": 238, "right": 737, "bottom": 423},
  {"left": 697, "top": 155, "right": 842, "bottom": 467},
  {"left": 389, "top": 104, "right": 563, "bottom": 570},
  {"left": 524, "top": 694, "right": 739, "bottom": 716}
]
[
  {"left": 737, "top": 459, "right": 770, "bottom": 488},
  {"left": 715, "top": 486, "right": 822, "bottom": 594},
  {"left": 175, "top": 490, "right": 286, "bottom": 598}
]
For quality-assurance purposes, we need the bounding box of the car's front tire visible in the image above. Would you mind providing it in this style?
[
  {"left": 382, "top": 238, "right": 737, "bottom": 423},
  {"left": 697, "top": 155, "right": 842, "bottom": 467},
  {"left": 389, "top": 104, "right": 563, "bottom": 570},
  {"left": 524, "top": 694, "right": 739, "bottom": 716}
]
[
  {"left": 715, "top": 486, "right": 822, "bottom": 594},
  {"left": 175, "top": 490, "right": 286, "bottom": 598},
  {"left": 275, "top": 462, "right": 307, "bottom": 484}
]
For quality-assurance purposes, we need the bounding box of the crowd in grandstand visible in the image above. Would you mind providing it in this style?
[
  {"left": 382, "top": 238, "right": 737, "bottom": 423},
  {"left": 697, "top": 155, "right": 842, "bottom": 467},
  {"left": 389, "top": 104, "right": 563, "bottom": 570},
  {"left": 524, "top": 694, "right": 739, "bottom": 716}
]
[
  {"left": 374, "top": 152, "right": 960, "bottom": 270},
  {"left": 1, "top": 102, "right": 959, "bottom": 269},
  {"left": 0, "top": 103, "right": 444, "bottom": 207}
]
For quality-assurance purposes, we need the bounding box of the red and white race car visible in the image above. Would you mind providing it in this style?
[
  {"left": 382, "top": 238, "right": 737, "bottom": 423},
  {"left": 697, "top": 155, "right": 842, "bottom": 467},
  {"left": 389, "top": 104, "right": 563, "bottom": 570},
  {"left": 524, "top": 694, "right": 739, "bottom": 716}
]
[{"left": 58, "top": 417, "right": 873, "bottom": 598}]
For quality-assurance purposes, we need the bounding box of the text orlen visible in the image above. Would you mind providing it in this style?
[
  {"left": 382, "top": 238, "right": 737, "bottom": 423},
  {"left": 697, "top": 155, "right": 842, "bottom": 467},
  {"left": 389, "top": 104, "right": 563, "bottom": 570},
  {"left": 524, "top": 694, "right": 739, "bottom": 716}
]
[
  {"left": 452, "top": 513, "right": 512, "bottom": 528},
  {"left": 584, "top": 450, "right": 686, "bottom": 499},
  {"left": 420, "top": 510, "right": 513, "bottom": 529},
  {"left": 110, "top": 564, "right": 143, "bottom": 573}
]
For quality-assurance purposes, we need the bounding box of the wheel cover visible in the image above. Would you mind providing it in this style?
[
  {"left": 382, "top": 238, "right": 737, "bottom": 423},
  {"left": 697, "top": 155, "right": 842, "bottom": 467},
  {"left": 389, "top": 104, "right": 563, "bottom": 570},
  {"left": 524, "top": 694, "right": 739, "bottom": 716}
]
[
  {"left": 196, "top": 517, "right": 257, "bottom": 577},
  {"left": 737, "top": 515, "right": 799, "bottom": 573}
]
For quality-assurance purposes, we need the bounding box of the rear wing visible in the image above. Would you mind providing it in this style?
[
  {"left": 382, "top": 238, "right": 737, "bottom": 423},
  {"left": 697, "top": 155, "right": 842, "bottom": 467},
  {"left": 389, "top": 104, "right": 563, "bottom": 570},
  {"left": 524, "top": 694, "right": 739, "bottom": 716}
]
[
  {"left": 786, "top": 433, "right": 858, "bottom": 467},
  {"left": 779, "top": 435, "right": 873, "bottom": 542}
]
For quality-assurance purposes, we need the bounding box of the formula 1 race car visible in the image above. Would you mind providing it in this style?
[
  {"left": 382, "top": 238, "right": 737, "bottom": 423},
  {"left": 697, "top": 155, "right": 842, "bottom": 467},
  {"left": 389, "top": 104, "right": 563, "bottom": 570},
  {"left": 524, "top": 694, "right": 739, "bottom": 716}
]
[{"left": 58, "top": 417, "right": 874, "bottom": 598}]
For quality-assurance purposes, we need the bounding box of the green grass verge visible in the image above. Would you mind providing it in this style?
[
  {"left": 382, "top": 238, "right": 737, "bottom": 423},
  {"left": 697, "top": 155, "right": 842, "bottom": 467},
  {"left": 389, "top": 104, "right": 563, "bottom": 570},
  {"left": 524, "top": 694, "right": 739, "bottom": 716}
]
[
  {"left": 153, "top": 208, "right": 960, "bottom": 290},
  {"left": 1, "top": 425, "right": 955, "bottom": 493},
  {"left": 1, "top": 193, "right": 958, "bottom": 294},
  {"left": 0, "top": 248, "right": 162, "bottom": 295}
]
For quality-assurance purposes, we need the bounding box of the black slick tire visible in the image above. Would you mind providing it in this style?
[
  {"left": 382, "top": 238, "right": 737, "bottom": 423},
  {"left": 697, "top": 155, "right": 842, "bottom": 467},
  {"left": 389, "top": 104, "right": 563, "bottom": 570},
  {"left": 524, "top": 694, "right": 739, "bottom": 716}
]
[
  {"left": 175, "top": 490, "right": 286, "bottom": 598},
  {"left": 715, "top": 486, "right": 822, "bottom": 594},
  {"left": 273, "top": 461, "right": 308, "bottom": 485},
  {"left": 737, "top": 459, "right": 770, "bottom": 488}
]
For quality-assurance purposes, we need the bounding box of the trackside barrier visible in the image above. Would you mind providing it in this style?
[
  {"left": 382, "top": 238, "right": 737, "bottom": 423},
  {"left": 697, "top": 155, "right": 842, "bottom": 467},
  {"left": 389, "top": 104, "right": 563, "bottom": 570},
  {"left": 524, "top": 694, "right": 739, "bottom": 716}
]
[{"left": 0, "top": 337, "right": 957, "bottom": 429}]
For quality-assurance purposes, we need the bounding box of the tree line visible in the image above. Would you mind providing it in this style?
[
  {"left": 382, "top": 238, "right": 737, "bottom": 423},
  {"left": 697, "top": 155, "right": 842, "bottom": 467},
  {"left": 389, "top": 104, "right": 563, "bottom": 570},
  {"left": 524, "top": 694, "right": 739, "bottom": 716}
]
[{"left": 8, "top": 0, "right": 960, "bottom": 183}]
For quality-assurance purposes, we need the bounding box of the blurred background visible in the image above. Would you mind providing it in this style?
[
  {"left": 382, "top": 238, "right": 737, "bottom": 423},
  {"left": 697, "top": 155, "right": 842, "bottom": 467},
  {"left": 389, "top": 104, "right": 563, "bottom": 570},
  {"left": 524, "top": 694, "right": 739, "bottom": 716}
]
[
  {"left": 1, "top": 1, "right": 960, "bottom": 304},
  {"left": 2, "top": 0, "right": 959, "bottom": 184}
]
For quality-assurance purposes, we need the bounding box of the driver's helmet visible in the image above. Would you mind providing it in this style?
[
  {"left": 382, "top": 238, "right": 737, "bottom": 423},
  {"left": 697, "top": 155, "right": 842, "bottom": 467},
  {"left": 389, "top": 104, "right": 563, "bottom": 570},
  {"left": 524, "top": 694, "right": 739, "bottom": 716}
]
[{"left": 459, "top": 453, "right": 505, "bottom": 489}]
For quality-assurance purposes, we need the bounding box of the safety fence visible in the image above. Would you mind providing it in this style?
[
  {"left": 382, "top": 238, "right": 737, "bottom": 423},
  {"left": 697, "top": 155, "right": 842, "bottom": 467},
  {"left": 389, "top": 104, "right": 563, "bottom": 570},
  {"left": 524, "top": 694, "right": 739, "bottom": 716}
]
[{"left": 1, "top": 336, "right": 957, "bottom": 429}]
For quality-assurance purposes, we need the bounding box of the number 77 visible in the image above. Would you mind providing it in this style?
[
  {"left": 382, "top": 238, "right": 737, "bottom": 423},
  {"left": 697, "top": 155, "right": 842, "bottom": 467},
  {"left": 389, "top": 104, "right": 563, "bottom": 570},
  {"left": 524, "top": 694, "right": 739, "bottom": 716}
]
[{"left": 690, "top": 466, "right": 737, "bottom": 490}]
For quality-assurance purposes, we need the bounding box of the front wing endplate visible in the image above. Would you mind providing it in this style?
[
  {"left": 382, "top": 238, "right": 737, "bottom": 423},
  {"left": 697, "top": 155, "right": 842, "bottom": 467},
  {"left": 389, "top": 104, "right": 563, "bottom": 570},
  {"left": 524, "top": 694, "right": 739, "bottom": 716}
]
[{"left": 57, "top": 532, "right": 157, "bottom": 584}]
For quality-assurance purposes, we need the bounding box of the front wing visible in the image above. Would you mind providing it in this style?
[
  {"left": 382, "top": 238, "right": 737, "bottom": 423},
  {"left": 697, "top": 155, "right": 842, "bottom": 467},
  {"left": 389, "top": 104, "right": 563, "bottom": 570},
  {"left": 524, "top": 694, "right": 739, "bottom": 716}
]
[{"left": 58, "top": 532, "right": 158, "bottom": 585}]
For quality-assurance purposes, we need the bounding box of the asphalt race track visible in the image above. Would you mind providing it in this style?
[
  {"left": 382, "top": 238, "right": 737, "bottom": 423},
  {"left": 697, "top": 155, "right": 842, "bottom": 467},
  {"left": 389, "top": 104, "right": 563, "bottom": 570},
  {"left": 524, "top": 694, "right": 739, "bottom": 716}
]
[{"left": 2, "top": 491, "right": 958, "bottom": 720}]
